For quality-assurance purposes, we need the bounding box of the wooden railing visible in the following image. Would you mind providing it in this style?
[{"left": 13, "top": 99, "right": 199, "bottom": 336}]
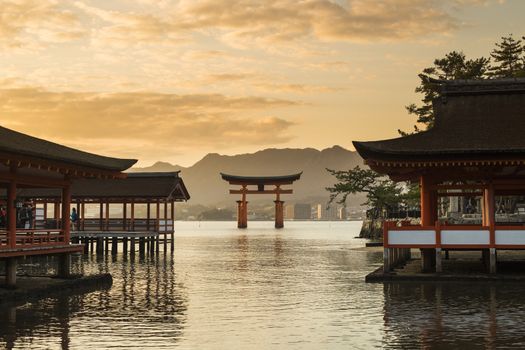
[
  {"left": 384, "top": 221, "right": 525, "bottom": 249},
  {"left": 76, "top": 218, "right": 174, "bottom": 233},
  {"left": 0, "top": 229, "right": 66, "bottom": 250}
]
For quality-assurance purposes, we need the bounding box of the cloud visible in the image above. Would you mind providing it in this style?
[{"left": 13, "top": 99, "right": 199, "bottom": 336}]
[
  {"left": 0, "top": 0, "right": 84, "bottom": 49},
  {"left": 69, "top": 0, "right": 499, "bottom": 49},
  {"left": 0, "top": 86, "right": 298, "bottom": 161}
]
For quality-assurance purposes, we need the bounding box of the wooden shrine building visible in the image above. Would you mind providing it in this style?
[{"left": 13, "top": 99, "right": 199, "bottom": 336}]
[
  {"left": 11, "top": 172, "right": 190, "bottom": 253},
  {"left": 0, "top": 126, "right": 136, "bottom": 286},
  {"left": 354, "top": 78, "right": 525, "bottom": 274},
  {"left": 221, "top": 173, "right": 302, "bottom": 228}
]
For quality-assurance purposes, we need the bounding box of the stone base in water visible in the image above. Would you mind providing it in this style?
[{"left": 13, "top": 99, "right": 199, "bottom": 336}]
[
  {"left": 0, "top": 274, "right": 112, "bottom": 306},
  {"left": 366, "top": 252, "right": 525, "bottom": 283}
]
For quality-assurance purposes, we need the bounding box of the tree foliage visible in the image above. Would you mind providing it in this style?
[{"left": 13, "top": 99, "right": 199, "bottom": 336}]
[
  {"left": 402, "top": 34, "right": 525, "bottom": 135},
  {"left": 402, "top": 51, "right": 490, "bottom": 134},
  {"left": 326, "top": 166, "right": 418, "bottom": 219},
  {"left": 489, "top": 34, "right": 524, "bottom": 78}
]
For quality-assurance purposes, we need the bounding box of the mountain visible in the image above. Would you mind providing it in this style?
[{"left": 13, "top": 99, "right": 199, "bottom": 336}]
[{"left": 130, "top": 146, "right": 365, "bottom": 206}]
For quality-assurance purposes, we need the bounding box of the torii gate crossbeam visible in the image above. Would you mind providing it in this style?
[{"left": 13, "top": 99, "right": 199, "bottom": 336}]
[{"left": 220, "top": 173, "right": 302, "bottom": 229}]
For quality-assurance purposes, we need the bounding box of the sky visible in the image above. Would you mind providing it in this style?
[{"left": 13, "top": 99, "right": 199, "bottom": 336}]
[{"left": 0, "top": 0, "right": 524, "bottom": 167}]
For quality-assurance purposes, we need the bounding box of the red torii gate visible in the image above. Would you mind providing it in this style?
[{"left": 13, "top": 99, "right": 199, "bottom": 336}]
[{"left": 221, "top": 173, "right": 302, "bottom": 229}]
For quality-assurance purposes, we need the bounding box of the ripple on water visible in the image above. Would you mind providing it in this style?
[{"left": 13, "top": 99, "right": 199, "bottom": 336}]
[{"left": 3, "top": 221, "right": 525, "bottom": 349}]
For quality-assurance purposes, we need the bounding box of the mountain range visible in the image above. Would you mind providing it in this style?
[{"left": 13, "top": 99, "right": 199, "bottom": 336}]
[{"left": 130, "top": 146, "right": 365, "bottom": 207}]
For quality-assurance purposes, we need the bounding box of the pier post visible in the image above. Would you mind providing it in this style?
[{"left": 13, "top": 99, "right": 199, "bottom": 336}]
[
  {"left": 420, "top": 249, "right": 436, "bottom": 273},
  {"left": 435, "top": 248, "right": 442, "bottom": 273},
  {"left": 6, "top": 258, "right": 17, "bottom": 287},
  {"left": 57, "top": 254, "right": 71, "bottom": 278},
  {"left": 156, "top": 235, "right": 160, "bottom": 253},
  {"left": 105, "top": 238, "right": 109, "bottom": 252},
  {"left": 96, "top": 237, "right": 103, "bottom": 254},
  {"left": 123, "top": 237, "right": 128, "bottom": 254},
  {"left": 111, "top": 237, "right": 118, "bottom": 255},
  {"left": 150, "top": 237, "right": 155, "bottom": 255},
  {"left": 83, "top": 237, "right": 89, "bottom": 254},
  {"left": 130, "top": 237, "right": 136, "bottom": 253},
  {"left": 383, "top": 248, "right": 391, "bottom": 272},
  {"left": 170, "top": 232, "right": 175, "bottom": 251},
  {"left": 490, "top": 248, "right": 497, "bottom": 274},
  {"left": 139, "top": 237, "right": 145, "bottom": 255}
]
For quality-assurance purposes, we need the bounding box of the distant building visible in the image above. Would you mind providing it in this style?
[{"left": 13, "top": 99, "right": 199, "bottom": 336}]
[
  {"left": 316, "top": 203, "right": 340, "bottom": 220},
  {"left": 294, "top": 203, "right": 312, "bottom": 220},
  {"left": 338, "top": 207, "right": 347, "bottom": 220},
  {"left": 284, "top": 204, "right": 295, "bottom": 220}
]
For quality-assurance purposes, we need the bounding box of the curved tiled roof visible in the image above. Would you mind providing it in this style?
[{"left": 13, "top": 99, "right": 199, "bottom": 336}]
[
  {"left": 0, "top": 126, "right": 137, "bottom": 171},
  {"left": 354, "top": 78, "right": 525, "bottom": 162},
  {"left": 220, "top": 172, "right": 302, "bottom": 185}
]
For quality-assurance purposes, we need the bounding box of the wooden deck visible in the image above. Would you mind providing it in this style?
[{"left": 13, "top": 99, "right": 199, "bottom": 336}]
[{"left": 72, "top": 230, "right": 158, "bottom": 238}]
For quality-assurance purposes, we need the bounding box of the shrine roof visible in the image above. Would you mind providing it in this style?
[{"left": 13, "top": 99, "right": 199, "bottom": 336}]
[
  {"left": 0, "top": 126, "right": 136, "bottom": 172},
  {"left": 354, "top": 78, "right": 525, "bottom": 162}
]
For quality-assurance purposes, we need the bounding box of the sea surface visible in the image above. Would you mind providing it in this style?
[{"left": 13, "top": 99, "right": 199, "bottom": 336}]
[{"left": 2, "top": 221, "right": 525, "bottom": 349}]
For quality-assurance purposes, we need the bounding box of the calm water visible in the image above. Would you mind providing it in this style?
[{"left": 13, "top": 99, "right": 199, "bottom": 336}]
[{"left": 2, "top": 221, "right": 525, "bottom": 349}]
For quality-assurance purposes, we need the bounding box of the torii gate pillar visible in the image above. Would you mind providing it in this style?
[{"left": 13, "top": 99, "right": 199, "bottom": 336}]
[
  {"left": 274, "top": 200, "right": 284, "bottom": 228},
  {"left": 237, "top": 200, "right": 248, "bottom": 229}
]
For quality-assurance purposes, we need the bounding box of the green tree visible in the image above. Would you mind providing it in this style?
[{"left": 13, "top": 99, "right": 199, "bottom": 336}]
[
  {"left": 326, "top": 166, "right": 413, "bottom": 220},
  {"left": 402, "top": 51, "right": 490, "bottom": 135},
  {"left": 489, "top": 35, "right": 524, "bottom": 78}
]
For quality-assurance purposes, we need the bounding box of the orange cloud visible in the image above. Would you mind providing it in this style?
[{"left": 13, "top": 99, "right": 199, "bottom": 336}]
[
  {"left": 70, "top": 0, "right": 498, "bottom": 48},
  {"left": 0, "top": 0, "right": 84, "bottom": 49},
  {"left": 0, "top": 85, "right": 298, "bottom": 161}
]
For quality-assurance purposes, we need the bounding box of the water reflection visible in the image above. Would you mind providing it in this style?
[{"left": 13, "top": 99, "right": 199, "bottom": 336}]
[
  {"left": 382, "top": 282, "right": 525, "bottom": 349},
  {"left": 0, "top": 251, "right": 188, "bottom": 350},
  {"left": 9, "top": 222, "right": 525, "bottom": 349}
]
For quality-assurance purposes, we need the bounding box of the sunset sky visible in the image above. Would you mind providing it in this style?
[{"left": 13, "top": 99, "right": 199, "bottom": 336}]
[{"left": 1, "top": 0, "right": 524, "bottom": 166}]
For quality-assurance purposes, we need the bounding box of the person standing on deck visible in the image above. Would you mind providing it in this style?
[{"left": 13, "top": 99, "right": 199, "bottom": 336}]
[
  {"left": 71, "top": 208, "right": 79, "bottom": 231},
  {"left": 0, "top": 206, "right": 6, "bottom": 228}
]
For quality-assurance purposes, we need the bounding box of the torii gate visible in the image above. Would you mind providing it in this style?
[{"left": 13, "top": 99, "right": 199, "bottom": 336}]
[{"left": 221, "top": 173, "right": 302, "bottom": 229}]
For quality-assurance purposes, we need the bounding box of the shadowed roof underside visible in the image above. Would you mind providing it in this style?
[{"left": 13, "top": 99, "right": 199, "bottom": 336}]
[
  {"left": 0, "top": 126, "right": 137, "bottom": 171},
  {"left": 12, "top": 172, "right": 190, "bottom": 201}
]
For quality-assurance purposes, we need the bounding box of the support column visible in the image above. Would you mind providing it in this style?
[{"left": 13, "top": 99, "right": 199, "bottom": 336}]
[
  {"left": 6, "top": 258, "right": 17, "bottom": 287},
  {"left": 99, "top": 201, "right": 104, "bottom": 231},
  {"left": 383, "top": 248, "right": 391, "bottom": 273},
  {"left": 435, "top": 248, "right": 442, "bottom": 273},
  {"left": 170, "top": 200, "right": 175, "bottom": 251},
  {"left": 57, "top": 254, "right": 71, "bottom": 278},
  {"left": 484, "top": 183, "right": 496, "bottom": 274},
  {"left": 274, "top": 200, "right": 284, "bottom": 229},
  {"left": 490, "top": 248, "right": 497, "bottom": 274},
  {"left": 237, "top": 200, "right": 248, "bottom": 229},
  {"left": 7, "top": 176, "right": 17, "bottom": 249},
  {"left": 420, "top": 175, "right": 437, "bottom": 273},
  {"left": 61, "top": 182, "right": 72, "bottom": 244}
]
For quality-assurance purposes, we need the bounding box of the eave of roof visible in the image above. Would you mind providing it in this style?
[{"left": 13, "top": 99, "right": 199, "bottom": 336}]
[
  {"left": 0, "top": 126, "right": 137, "bottom": 172},
  {"left": 220, "top": 172, "right": 302, "bottom": 184},
  {"left": 354, "top": 78, "right": 525, "bottom": 162}
]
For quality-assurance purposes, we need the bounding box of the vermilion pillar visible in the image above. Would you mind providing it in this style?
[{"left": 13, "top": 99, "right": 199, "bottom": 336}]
[
  {"left": 420, "top": 175, "right": 434, "bottom": 226},
  {"left": 274, "top": 200, "right": 284, "bottom": 228},
  {"left": 7, "top": 179, "right": 17, "bottom": 248},
  {"left": 419, "top": 175, "right": 437, "bottom": 272},
  {"left": 483, "top": 183, "right": 496, "bottom": 273},
  {"left": 237, "top": 200, "right": 248, "bottom": 228},
  {"left": 61, "top": 183, "right": 72, "bottom": 243}
]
